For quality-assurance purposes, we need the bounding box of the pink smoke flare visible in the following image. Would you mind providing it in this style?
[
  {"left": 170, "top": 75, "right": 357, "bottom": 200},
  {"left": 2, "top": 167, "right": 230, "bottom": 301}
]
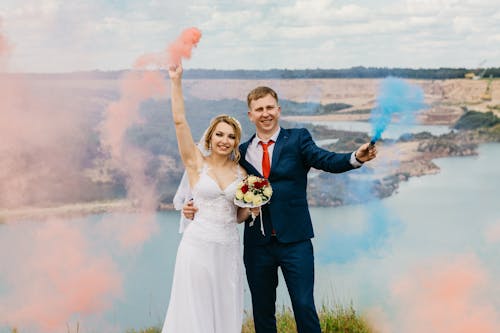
[
  {"left": 168, "top": 27, "right": 202, "bottom": 66},
  {"left": 134, "top": 27, "right": 202, "bottom": 69}
]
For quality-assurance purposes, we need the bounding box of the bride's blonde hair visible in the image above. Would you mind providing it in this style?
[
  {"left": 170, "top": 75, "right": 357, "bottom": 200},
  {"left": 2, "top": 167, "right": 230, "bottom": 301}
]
[{"left": 203, "top": 114, "right": 242, "bottom": 163}]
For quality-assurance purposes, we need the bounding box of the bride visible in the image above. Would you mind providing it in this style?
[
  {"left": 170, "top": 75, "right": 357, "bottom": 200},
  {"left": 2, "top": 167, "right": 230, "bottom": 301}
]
[{"left": 161, "top": 64, "right": 258, "bottom": 333}]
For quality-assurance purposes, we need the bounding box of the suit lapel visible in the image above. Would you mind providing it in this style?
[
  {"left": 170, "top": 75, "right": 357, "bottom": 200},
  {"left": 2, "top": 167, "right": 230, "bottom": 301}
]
[
  {"left": 240, "top": 129, "right": 287, "bottom": 178},
  {"left": 270, "top": 128, "right": 287, "bottom": 176}
]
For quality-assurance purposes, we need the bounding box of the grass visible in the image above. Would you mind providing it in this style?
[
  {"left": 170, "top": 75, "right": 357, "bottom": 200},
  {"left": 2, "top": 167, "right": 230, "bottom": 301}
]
[
  {"left": 126, "top": 328, "right": 161, "bottom": 333},
  {"left": 9, "top": 303, "right": 373, "bottom": 333},
  {"left": 242, "top": 303, "right": 373, "bottom": 333},
  {"left": 127, "top": 303, "right": 374, "bottom": 333}
]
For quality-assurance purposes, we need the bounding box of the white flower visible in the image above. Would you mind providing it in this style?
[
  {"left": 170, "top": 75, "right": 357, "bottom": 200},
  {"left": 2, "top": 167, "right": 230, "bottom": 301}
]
[
  {"left": 247, "top": 175, "right": 258, "bottom": 185},
  {"left": 252, "top": 195, "right": 263, "bottom": 206},
  {"left": 263, "top": 187, "right": 273, "bottom": 197},
  {"left": 243, "top": 191, "right": 255, "bottom": 203},
  {"left": 235, "top": 189, "right": 244, "bottom": 200}
]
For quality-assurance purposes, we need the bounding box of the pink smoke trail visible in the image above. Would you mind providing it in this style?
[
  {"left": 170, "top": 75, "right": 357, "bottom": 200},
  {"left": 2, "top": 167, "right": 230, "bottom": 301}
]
[
  {"left": 134, "top": 27, "right": 202, "bottom": 69},
  {"left": 99, "top": 27, "right": 201, "bottom": 246},
  {"left": 99, "top": 70, "right": 166, "bottom": 247},
  {"left": 376, "top": 255, "right": 500, "bottom": 333}
]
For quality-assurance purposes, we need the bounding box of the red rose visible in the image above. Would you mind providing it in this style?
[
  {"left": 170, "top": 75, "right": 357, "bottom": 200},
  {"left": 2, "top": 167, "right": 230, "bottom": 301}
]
[
  {"left": 241, "top": 184, "right": 249, "bottom": 193},
  {"left": 254, "top": 181, "right": 263, "bottom": 189}
]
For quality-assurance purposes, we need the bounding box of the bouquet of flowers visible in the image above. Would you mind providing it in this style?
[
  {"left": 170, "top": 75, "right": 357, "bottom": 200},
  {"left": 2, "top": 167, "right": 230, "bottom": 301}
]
[{"left": 234, "top": 175, "right": 273, "bottom": 235}]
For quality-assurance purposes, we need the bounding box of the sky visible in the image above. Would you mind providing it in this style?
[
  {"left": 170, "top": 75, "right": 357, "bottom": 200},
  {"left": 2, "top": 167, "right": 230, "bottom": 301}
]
[{"left": 0, "top": 0, "right": 500, "bottom": 73}]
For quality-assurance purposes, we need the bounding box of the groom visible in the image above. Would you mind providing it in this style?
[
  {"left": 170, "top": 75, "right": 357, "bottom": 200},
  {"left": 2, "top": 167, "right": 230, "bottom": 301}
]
[{"left": 185, "top": 86, "right": 376, "bottom": 333}]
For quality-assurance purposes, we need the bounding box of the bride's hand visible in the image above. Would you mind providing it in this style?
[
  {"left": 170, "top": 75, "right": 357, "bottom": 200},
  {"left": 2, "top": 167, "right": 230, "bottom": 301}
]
[
  {"left": 249, "top": 207, "right": 260, "bottom": 217},
  {"left": 168, "top": 63, "right": 183, "bottom": 81},
  {"left": 183, "top": 200, "right": 198, "bottom": 220}
]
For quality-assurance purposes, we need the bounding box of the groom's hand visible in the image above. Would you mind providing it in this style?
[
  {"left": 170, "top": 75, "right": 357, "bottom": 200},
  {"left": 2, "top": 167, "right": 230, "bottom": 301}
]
[
  {"left": 183, "top": 200, "right": 198, "bottom": 220},
  {"left": 355, "top": 142, "right": 377, "bottom": 162}
]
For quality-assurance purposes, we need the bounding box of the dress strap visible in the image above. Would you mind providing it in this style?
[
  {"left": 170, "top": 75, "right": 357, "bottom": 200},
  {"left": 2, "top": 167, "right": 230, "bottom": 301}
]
[
  {"left": 235, "top": 165, "right": 244, "bottom": 179},
  {"left": 198, "top": 163, "right": 209, "bottom": 175}
]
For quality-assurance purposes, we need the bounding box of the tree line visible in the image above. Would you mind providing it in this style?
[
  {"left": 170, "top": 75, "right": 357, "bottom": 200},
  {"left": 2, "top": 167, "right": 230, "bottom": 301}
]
[
  {"left": 9, "top": 67, "right": 500, "bottom": 80},
  {"left": 182, "top": 67, "right": 500, "bottom": 80}
]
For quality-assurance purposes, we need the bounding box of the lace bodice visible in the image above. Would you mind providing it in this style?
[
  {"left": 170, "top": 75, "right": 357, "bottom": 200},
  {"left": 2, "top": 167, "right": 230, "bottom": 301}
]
[{"left": 182, "top": 164, "right": 243, "bottom": 244}]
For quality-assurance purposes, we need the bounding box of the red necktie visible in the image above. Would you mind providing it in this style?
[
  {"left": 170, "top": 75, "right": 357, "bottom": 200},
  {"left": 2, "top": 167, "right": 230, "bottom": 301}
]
[
  {"left": 260, "top": 140, "right": 276, "bottom": 236},
  {"left": 260, "top": 140, "right": 274, "bottom": 179}
]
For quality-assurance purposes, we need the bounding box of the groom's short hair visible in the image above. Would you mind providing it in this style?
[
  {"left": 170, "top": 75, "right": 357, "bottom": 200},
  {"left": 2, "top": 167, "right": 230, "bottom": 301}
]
[{"left": 247, "top": 86, "right": 279, "bottom": 108}]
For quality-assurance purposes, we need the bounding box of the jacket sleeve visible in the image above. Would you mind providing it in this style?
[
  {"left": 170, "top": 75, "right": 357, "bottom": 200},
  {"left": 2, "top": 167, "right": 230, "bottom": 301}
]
[{"left": 298, "top": 128, "right": 355, "bottom": 173}]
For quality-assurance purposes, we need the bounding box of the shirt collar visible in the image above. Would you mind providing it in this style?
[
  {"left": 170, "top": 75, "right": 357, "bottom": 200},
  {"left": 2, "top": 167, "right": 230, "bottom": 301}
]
[{"left": 251, "top": 128, "right": 281, "bottom": 148}]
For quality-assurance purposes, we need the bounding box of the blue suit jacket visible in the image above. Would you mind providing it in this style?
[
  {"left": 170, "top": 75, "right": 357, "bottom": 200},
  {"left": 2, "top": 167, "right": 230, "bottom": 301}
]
[{"left": 239, "top": 127, "right": 357, "bottom": 246}]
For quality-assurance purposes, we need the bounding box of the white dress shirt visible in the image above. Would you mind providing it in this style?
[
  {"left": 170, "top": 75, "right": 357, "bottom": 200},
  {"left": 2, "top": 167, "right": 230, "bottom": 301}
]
[{"left": 245, "top": 128, "right": 281, "bottom": 175}]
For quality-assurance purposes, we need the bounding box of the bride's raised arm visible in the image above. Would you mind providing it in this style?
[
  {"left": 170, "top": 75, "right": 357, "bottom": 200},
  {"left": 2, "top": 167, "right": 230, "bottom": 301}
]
[{"left": 168, "top": 65, "right": 203, "bottom": 175}]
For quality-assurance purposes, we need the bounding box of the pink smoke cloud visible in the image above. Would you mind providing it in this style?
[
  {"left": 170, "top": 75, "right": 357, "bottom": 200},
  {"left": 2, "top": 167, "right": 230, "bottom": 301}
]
[
  {"left": 101, "top": 28, "right": 203, "bottom": 181},
  {"left": 99, "top": 27, "right": 202, "bottom": 246},
  {"left": 0, "top": 30, "right": 131, "bottom": 333},
  {"left": 100, "top": 70, "right": 167, "bottom": 164},
  {"left": 99, "top": 69, "right": 167, "bottom": 218},
  {"left": 0, "top": 18, "right": 98, "bottom": 209},
  {"left": 0, "top": 75, "right": 97, "bottom": 208},
  {"left": 134, "top": 27, "right": 202, "bottom": 69},
  {"left": 0, "top": 27, "right": 202, "bottom": 332},
  {"left": 0, "top": 219, "right": 122, "bottom": 332},
  {"left": 375, "top": 254, "right": 500, "bottom": 333}
]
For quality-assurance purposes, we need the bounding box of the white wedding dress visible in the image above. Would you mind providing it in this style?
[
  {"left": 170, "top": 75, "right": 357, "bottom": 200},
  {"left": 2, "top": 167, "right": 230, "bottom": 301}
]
[{"left": 162, "top": 164, "right": 244, "bottom": 333}]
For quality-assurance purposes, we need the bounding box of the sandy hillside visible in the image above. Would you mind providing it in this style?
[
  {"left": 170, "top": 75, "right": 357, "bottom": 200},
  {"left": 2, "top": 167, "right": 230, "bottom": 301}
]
[
  {"left": 184, "top": 78, "right": 500, "bottom": 126},
  {"left": 18, "top": 76, "right": 498, "bottom": 126}
]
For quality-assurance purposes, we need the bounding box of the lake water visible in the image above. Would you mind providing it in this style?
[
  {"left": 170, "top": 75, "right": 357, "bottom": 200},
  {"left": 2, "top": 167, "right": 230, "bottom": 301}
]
[{"left": 1, "top": 143, "right": 499, "bottom": 332}]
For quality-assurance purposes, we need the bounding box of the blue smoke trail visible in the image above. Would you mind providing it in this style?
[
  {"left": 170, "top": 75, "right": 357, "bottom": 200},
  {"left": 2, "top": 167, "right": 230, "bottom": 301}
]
[
  {"left": 370, "top": 77, "right": 425, "bottom": 144},
  {"left": 317, "top": 77, "right": 426, "bottom": 264}
]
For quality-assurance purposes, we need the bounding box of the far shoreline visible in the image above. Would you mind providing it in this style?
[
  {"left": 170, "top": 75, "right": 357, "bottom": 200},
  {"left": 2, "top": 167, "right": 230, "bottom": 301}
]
[{"left": 0, "top": 143, "right": 482, "bottom": 224}]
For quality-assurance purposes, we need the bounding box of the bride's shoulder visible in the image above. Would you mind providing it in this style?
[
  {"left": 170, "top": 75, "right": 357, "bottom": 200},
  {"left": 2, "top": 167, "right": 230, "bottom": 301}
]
[{"left": 236, "top": 164, "right": 247, "bottom": 178}]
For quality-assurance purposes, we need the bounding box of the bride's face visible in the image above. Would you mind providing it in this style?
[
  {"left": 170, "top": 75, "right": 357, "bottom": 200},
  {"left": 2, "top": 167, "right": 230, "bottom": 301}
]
[{"left": 210, "top": 122, "right": 237, "bottom": 156}]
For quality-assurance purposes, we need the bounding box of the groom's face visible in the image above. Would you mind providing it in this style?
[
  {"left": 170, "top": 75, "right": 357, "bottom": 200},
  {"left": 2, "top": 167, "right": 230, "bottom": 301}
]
[{"left": 247, "top": 94, "right": 281, "bottom": 136}]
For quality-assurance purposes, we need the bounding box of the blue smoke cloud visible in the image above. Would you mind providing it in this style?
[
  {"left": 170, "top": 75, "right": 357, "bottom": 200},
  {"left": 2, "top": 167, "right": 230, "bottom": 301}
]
[
  {"left": 371, "top": 77, "right": 425, "bottom": 143},
  {"left": 317, "top": 77, "right": 426, "bottom": 264},
  {"left": 317, "top": 202, "right": 402, "bottom": 264}
]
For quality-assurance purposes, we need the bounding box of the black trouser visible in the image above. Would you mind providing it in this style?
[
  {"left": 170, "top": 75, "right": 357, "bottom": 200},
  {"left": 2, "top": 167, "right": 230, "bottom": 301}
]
[{"left": 244, "top": 238, "right": 321, "bottom": 333}]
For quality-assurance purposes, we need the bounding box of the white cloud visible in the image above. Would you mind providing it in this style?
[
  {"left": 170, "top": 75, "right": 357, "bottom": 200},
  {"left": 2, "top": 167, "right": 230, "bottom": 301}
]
[{"left": 0, "top": 0, "right": 499, "bottom": 72}]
